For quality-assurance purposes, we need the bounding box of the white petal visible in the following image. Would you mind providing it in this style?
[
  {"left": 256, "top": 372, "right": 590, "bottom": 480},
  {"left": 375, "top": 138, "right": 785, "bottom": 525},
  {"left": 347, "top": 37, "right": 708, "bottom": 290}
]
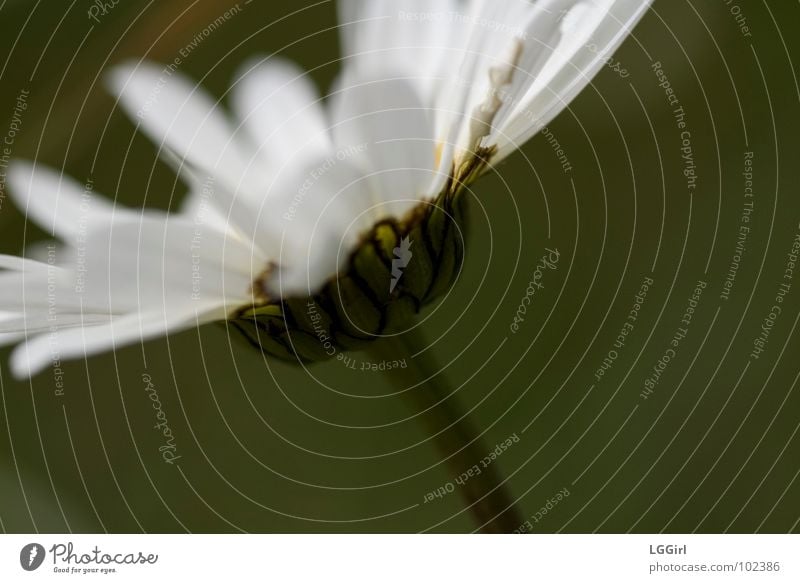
[
  {"left": 0, "top": 333, "right": 25, "bottom": 348},
  {"left": 179, "top": 172, "right": 236, "bottom": 235},
  {"left": 258, "top": 156, "right": 375, "bottom": 297},
  {"left": 0, "top": 269, "right": 85, "bottom": 312},
  {"left": 155, "top": 146, "right": 268, "bottom": 254},
  {"left": 337, "top": 0, "right": 461, "bottom": 102},
  {"left": 72, "top": 214, "right": 258, "bottom": 313},
  {"left": 107, "top": 62, "right": 264, "bottom": 194},
  {"left": 330, "top": 73, "right": 436, "bottom": 210},
  {"left": 232, "top": 57, "right": 331, "bottom": 170},
  {"left": 19, "top": 241, "right": 69, "bottom": 264},
  {"left": 0, "top": 312, "right": 111, "bottom": 334},
  {"left": 0, "top": 255, "right": 53, "bottom": 274},
  {"left": 8, "top": 162, "right": 117, "bottom": 242},
  {"left": 10, "top": 302, "right": 225, "bottom": 379},
  {"left": 488, "top": 0, "right": 578, "bottom": 134},
  {"left": 494, "top": 0, "right": 652, "bottom": 161},
  {"left": 171, "top": 159, "right": 280, "bottom": 260},
  {"left": 0, "top": 312, "right": 27, "bottom": 346}
]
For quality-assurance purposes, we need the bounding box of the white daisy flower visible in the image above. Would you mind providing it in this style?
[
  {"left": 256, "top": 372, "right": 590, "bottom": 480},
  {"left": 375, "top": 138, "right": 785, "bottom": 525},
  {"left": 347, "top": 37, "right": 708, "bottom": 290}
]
[{"left": 2, "top": 0, "right": 651, "bottom": 378}]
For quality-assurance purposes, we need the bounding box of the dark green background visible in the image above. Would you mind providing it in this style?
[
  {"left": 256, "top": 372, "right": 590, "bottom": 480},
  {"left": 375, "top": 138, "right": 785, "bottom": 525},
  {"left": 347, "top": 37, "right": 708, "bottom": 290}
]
[{"left": 0, "top": 0, "right": 798, "bottom": 533}]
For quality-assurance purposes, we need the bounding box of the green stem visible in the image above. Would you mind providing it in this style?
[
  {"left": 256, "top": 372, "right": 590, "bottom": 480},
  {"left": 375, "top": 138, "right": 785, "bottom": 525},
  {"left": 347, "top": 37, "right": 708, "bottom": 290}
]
[{"left": 367, "top": 327, "right": 524, "bottom": 533}]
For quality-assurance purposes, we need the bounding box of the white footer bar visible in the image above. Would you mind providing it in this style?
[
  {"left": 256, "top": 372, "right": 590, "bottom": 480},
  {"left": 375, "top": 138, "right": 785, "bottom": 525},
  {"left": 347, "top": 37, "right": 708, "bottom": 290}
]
[{"left": 0, "top": 534, "right": 796, "bottom": 581}]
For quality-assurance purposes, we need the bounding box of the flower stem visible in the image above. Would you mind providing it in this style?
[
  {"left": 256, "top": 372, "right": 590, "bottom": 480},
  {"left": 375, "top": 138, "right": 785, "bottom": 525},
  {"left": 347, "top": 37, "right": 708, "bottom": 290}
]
[{"left": 367, "top": 327, "right": 524, "bottom": 533}]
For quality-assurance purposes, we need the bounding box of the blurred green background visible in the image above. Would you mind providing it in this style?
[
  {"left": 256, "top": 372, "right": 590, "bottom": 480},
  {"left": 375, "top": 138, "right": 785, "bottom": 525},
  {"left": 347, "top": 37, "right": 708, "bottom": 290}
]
[{"left": 0, "top": 0, "right": 798, "bottom": 533}]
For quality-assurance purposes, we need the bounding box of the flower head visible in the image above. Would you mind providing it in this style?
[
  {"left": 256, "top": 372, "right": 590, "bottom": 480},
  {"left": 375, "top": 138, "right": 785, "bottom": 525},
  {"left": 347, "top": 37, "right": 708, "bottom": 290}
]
[{"left": 1, "top": 0, "right": 651, "bottom": 377}]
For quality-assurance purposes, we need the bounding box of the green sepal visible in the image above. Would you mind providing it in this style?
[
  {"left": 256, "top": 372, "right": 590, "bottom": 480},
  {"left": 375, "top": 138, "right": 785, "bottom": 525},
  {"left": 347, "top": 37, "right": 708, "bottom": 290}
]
[
  {"left": 399, "top": 221, "right": 434, "bottom": 303},
  {"left": 327, "top": 276, "right": 382, "bottom": 338},
  {"left": 284, "top": 329, "right": 336, "bottom": 361},
  {"left": 373, "top": 223, "right": 399, "bottom": 263},
  {"left": 352, "top": 240, "right": 393, "bottom": 304}
]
